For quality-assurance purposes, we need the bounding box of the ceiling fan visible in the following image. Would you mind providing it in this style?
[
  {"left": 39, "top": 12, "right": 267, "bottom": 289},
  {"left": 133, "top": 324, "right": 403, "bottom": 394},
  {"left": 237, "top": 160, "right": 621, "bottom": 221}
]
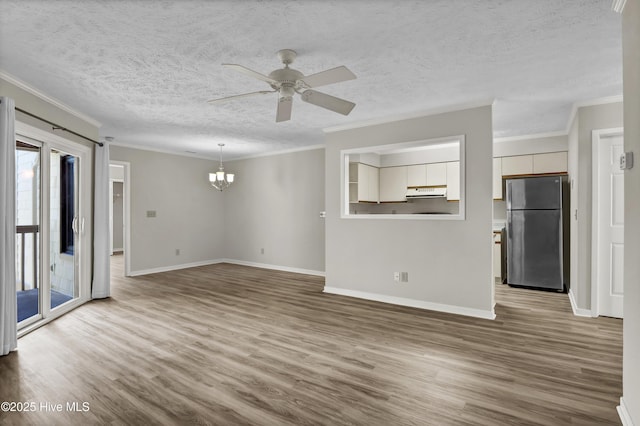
[{"left": 208, "top": 49, "right": 357, "bottom": 122}]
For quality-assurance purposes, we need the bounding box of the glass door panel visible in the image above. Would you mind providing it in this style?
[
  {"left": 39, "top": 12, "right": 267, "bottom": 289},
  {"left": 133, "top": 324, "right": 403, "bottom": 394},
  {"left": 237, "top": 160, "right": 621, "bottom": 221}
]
[
  {"left": 49, "top": 149, "right": 78, "bottom": 310},
  {"left": 16, "top": 141, "right": 41, "bottom": 325}
]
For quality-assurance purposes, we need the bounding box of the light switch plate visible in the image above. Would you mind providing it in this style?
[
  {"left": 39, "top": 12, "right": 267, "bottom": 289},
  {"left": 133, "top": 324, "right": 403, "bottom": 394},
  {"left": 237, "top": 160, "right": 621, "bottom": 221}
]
[{"left": 146, "top": 210, "right": 156, "bottom": 218}]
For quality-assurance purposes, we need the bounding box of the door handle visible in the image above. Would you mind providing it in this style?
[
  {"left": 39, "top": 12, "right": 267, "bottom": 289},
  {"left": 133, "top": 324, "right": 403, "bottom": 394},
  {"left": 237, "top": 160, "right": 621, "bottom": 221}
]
[
  {"left": 71, "top": 217, "right": 78, "bottom": 234},
  {"left": 80, "top": 217, "right": 85, "bottom": 234}
]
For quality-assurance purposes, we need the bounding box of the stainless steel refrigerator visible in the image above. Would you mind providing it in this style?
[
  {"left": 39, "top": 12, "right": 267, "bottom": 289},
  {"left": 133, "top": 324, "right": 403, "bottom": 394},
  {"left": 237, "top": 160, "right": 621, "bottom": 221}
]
[{"left": 506, "top": 176, "right": 567, "bottom": 291}]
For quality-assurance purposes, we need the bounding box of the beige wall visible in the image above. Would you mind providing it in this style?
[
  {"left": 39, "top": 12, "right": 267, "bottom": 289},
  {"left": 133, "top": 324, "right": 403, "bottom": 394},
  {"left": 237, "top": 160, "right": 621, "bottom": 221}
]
[
  {"left": 222, "top": 148, "right": 325, "bottom": 274},
  {"left": 622, "top": 0, "right": 640, "bottom": 422},
  {"left": 325, "top": 105, "right": 494, "bottom": 317},
  {"left": 109, "top": 146, "right": 225, "bottom": 273}
]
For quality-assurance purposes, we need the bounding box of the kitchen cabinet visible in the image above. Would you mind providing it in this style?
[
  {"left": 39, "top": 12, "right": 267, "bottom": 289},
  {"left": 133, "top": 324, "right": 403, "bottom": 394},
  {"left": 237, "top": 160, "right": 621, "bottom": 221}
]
[
  {"left": 532, "top": 152, "right": 568, "bottom": 174},
  {"left": 355, "top": 163, "right": 379, "bottom": 203},
  {"left": 500, "top": 152, "right": 568, "bottom": 177},
  {"left": 367, "top": 164, "right": 379, "bottom": 202},
  {"left": 348, "top": 163, "right": 358, "bottom": 203},
  {"left": 493, "top": 158, "right": 502, "bottom": 200},
  {"left": 407, "top": 162, "right": 448, "bottom": 187},
  {"left": 350, "top": 163, "right": 379, "bottom": 203},
  {"left": 407, "top": 164, "right": 427, "bottom": 187},
  {"left": 501, "top": 155, "right": 533, "bottom": 176},
  {"left": 426, "top": 163, "right": 447, "bottom": 186},
  {"left": 493, "top": 232, "right": 502, "bottom": 279},
  {"left": 379, "top": 166, "right": 408, "bottom": 202},
  {"left": 445, "top": 161, "right": 460, "bottom": 201}
]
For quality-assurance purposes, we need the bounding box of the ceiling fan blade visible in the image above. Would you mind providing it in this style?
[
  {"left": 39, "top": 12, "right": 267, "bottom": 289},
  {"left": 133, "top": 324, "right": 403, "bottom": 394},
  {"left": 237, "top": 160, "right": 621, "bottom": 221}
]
[
  {"left": 276, "top": 97, "right": 293, "bottom": 122},
  {"left": 300, "top": 66, "right": 356, "bottom": 88},
  {"left": 207, "top": 90, "right": 275, "bottom": 104},
  {"left": 222, "top": 64, "right": 279, "bottom": 85},
  {"left": 300, "top": 90, "right": 355, "bottom": 115}
]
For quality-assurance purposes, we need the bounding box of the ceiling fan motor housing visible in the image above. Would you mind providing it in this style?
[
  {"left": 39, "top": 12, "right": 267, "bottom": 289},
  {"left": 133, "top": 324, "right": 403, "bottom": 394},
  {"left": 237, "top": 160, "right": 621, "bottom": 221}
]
[{"left": 268, "top": 68, "right": 305, "bottom": 98}]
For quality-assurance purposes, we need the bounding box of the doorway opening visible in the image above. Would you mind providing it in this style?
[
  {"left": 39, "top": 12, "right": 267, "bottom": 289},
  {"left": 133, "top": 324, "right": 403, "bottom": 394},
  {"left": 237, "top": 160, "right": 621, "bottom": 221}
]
[{"left": 109, "top": 161, "right": 130, "bottom": 277}]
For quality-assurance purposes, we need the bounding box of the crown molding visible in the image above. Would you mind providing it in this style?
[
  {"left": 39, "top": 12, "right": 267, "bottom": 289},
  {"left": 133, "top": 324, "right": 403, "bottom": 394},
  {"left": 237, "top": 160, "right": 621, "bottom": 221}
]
[
  {"left": 611, "top": 0, "right": 627, "bottom": 13},
  {"left": 323, "top": 99, "right": 495, "bottom": 134},
  {"left": 0, "top": 69, "right": 102, "bottom": 128}
]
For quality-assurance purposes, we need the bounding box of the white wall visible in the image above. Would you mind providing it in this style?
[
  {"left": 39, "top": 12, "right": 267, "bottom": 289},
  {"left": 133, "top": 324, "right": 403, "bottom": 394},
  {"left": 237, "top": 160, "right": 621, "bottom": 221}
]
[
  {"left": 222, "top": 148, "right": 325, "bottom": 274},
  {"left": 622, "top": 0, "right": 640, "bottom": 423},
  {"left": 325, "top": 105, "right": 494, "bottom": 318},
  {"left": 109, "top": 146, "right": 225, "bottom": 273}
]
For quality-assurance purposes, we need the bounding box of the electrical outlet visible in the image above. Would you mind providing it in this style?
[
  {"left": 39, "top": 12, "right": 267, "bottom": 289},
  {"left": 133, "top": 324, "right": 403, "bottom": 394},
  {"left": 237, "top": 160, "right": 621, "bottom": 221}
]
[
  {"left": 401, "top": 272, "right": 409, "bottom": 282},
  {"left": 175, "top": 248, "right": 180, "bottom": 255},
  {"left": 260, "top": 248, "right": 265, "bottom": 254},
  {"left": 146, "top": 210, "right": 156, "bottom": 218}
]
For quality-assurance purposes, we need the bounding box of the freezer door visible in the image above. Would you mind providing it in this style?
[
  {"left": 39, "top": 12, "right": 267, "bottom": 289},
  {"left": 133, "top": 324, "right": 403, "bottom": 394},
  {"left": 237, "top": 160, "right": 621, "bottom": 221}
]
[
  {"left": 506, "top": 176, "right": 562, "bottom": 210},
  {"left": 507, "top": 209, "right": 563, "bottom": 290}
]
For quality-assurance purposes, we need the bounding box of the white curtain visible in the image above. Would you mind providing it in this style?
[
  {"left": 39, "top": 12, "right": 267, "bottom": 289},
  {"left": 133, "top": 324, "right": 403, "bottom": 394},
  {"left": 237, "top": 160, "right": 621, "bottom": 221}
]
[
  {"left": 0, "top": 97, "right": 17, "bottom": 356},
  {"left": 92, "top": 141, "right": 110, "bottom": 299}
]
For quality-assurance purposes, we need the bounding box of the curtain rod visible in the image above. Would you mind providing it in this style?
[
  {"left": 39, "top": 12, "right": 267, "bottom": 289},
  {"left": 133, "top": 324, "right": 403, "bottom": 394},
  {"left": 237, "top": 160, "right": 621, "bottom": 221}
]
[{"left": 14, "top": 106, "right": 103, "bottom": 147}]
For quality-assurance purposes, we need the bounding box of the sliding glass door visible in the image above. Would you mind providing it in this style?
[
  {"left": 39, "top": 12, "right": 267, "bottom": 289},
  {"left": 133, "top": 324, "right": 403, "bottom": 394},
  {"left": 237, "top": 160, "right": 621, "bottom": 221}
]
[
  {"left": 15, "top": 124, "right": 92, "bottom": 333},
  {"left": 16, "top": 141, "right": 41, "bottom": 326},
  {"left": 49, "top": 149, "right": 79, "bottom": 311}
]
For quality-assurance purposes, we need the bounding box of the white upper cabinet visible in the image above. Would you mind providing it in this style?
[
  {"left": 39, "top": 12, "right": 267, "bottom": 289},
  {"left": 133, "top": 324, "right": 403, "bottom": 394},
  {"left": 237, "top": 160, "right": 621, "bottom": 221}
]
[
  {"left": 426, "top": 163, "right": 447, "bottom": 186},
  {"left": 446, "top": 161, "right": 460, "bottom": 201},
  {"left": 356, "top": 163, "right": 379, "bottom": 203},
  {"left": 493, "top": 157, "right": 502, "bottom": 200},
  {"left": 501, "top": 155, "right": 533, "bottom": 176},
  {"left": 532, "top": 152, "right": 568, "bottom": 174},
  {"left": 368, "top": 165, "right": 379, "bottom": 202},
  {"left": 407, "top": 164, "right": 427, "bottom": 187},
  {"left": 379, "top": 166, "right": 408, "bottom": 202}
]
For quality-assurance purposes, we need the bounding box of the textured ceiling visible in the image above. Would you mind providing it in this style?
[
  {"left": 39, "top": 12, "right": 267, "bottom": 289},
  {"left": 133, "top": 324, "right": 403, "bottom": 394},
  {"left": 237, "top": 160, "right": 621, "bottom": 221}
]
[{"left": 0, "top": 0, "right": 622, "bottom": 159}]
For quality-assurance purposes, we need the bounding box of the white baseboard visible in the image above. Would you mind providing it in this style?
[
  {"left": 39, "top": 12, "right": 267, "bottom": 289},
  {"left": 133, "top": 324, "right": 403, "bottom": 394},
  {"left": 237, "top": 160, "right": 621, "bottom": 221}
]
[
  {"left": 618, "top": 397, "right": 635, "bottom": 426},
  {"left": 219, "top": 259, "right": 325, "bottom": 277},
  {"left": 323, "top": 286, "right": 496, "bottom": 320},
  {"left": 128, "top": 259, "right": 225, "bottom": 276},
  {"left": 568, "top": 289, "right": 594, "bottom": 317},
  {"left": 128, "top": 258, "right": 325, "bottom": 278}
]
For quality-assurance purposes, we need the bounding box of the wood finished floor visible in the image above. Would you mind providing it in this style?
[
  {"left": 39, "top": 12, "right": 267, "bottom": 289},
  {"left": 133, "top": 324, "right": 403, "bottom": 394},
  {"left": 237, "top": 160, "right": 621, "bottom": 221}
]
[{"left": 0, "top": 255, "right": 622, "bottom": 425}]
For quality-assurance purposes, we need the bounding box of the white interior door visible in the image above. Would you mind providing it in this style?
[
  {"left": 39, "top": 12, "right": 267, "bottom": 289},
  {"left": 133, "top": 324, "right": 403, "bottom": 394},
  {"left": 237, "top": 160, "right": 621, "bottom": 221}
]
[{"left": 595, "top": 133, "right": 624, "bottom": 318}]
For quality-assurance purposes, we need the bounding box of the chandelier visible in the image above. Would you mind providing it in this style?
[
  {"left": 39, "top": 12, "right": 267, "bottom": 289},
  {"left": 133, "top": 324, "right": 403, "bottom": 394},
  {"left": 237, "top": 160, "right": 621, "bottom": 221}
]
[{"left": 209, "top": 143, "right": 234, "bottom": 191}]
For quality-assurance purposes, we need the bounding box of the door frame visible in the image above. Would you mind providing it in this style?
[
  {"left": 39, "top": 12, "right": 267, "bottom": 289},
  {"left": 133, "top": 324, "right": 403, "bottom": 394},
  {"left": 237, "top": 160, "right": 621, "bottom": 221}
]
[
  {"left": 591, "top": 127, "right": 624, "bottom": 317},
  {"left": 109, "top": 178, "right": 124, "bottom": 255},
  {"left": 15, "top": 121, "right": 92, "bottom": 336},
  {"left": 109, "top": 160, "right": 131, "bottom": 277}
]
